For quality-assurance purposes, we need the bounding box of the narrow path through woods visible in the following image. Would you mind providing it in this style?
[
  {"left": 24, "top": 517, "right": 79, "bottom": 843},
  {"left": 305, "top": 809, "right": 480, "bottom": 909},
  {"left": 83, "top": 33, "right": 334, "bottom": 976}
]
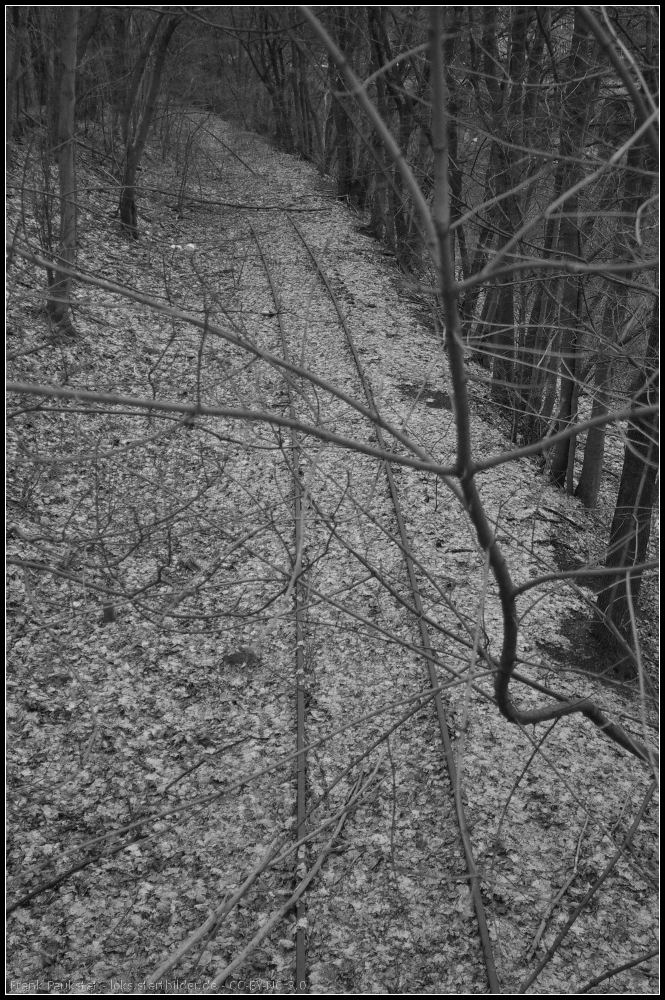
[{"left": 6, "top": 117, "right": 658, "bottom": 995}]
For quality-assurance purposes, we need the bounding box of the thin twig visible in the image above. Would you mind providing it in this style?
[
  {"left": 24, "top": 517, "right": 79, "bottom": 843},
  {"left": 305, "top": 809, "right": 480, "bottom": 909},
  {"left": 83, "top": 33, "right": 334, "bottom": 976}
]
[
  {"left": 525, "top": 815, "right": 589, "bottom": 962},
  {"left": 204, "top": 767, "right": 373, "bottom": 993},
  {"left": 21, "top": 567, "right": 100, "bottom": 769},
  {"left": 518, "top": 780, "right": 657, "bottom": 993},
  {"left": 574, "top": 946, "right": 659, "bottom": 994}
]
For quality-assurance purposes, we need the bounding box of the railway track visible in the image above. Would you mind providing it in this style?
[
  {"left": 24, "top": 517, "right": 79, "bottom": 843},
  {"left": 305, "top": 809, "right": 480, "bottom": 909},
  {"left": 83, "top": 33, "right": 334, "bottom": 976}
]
[
  {"left": 250, "top": 214, "right": 498, "bottom": 993},
  {"left": 6, "top": 117, "right": 657, "bottom": 996},
  {"left": 250, "top": 225, "right": 308, "bottom": 994}
]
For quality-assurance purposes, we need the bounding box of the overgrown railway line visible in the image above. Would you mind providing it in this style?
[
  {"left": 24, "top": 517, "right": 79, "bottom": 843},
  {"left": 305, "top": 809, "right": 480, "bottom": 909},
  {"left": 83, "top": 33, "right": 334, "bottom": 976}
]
[
  {"left": 6, "top": 112, "right": 658, "bottom": 996},
  {"left": 250, "top": 213, "right": 499, "bottom": 992}
]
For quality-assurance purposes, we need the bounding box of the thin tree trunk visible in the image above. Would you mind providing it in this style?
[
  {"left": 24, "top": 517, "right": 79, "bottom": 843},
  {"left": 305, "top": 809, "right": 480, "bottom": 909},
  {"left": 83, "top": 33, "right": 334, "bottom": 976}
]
[
  {"left": 592, "top": 305, "right": 659, "bottom": 664},
  {"left": 549, "top": 10, "right": 595, "bottom": 486},
  {"left": 39, "top": 7, "right": 57, "bottom": 140},
  {"left": 367, "top": 12, "right": 390, "bottom": 239},
  {"left": 575, "top": 134, "right": 655, "bottom": 506},
  {"left": 574, "top": 350, "right": 612, "bottom": 507},
  {"left": 6, "top": 6, "right": 28, "bottom": 146},
  {"left": 549, "top": 274, "right": 581, "bottom": 488},
  {"left": 473, "top": 281, "right": 498, "bottom": 369},
  {"left": 331, "top": 9, "right": 354, "bottom": 197},
  {"left": 300, "top": 61, "right": 324, "bottom": 168},
  {"left": 444, "top": 6, "right": 468, "bottom": 279},
  {"left": 289, "top": 39, "right": 306, "bottom": 156},
  {"left": 120, "top": 15, "right": 180, "bottom": 239},
  {"left": 76, "top": 7, "right": 101, "bottom": 67},
  {"left": 119, "top": 12, "right": 165, "bottom": 148},
  {"left": 47, "top": 7, "right": 78, "bottom": 335},
  {"left": 490, "top": 280, "right": 515, "bottom": 407},
  {"left": 20, "top": 13, "right": 38, "bottom": 123},
  {"left": 537, "top": 326, "right": 562, "bottom": 432}
]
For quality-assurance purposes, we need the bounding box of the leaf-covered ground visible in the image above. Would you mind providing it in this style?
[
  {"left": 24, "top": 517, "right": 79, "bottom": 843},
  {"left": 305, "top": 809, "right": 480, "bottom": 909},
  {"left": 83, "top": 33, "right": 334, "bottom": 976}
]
[{"left": 6, "top": 115, "right": 658, "bottom": 995}]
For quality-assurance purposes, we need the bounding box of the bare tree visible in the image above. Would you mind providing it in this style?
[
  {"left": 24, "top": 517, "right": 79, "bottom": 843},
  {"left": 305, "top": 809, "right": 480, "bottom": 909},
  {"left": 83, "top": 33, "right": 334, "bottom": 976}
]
[
  {"left": 593, "top": 302, "right": 658, "bottom": 661},
  {"left": 6, "top": 6, "right": 658, "bottom": 993},
  {"left": 46, "top": 6, "right": 79, "bottom": 336},
  {"left": 118, "top": 12, "right": 181, "bottom": 238}
]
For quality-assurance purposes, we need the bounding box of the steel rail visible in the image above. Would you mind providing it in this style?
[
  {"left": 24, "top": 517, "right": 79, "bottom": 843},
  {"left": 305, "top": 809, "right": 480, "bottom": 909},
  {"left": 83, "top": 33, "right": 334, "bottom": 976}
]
[
  {"left": 286, "top": 213, "right": 500, "bottom": 993},
  {"left": 250, "top": 224, "right": 308, "bottom": 995}
]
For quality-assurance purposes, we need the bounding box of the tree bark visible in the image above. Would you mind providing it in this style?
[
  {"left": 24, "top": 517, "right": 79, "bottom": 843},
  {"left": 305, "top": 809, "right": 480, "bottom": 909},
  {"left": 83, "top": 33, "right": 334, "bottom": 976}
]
[
  {"left": 574, "top": 349, "right": 612, "bottom": 507},
  {"left": 330, "top": 8, "right": 355, "bottom": 197},
  {"left": 47, "top": 7, "right": 78, "bottom": 335},
  {"left": 76, "top": 7, "right": 101, "bottom": 67},
  {"left": 592, "top": 304, "right": 659, "bottom": 662},
  {"left": 482, "top": 8, "right": 531, "bottom": 404},
  {"left": 490, "top": 279, "right": 515, "bottom": 407},
  {"left": 118, "top": 12, "right": 166, "bottom": 147},
  {"left": 575, "top": 130, "right": 656, "bottom": 506},
  {"left": 6, "top": 6, "right": 28, "bottom": 147},
  {"left": 549, "top": 10, "right": 596, "bottom": 486},
  {"left": 119, "top": 15, "right": 180, "bottom": 239},
  {"left": 38, "top": 7, "right": 57, "bottom": 142}
]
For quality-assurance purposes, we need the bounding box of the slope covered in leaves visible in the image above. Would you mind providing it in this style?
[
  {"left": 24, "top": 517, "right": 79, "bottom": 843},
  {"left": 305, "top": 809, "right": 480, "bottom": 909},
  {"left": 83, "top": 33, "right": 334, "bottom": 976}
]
[{"left": 6, "top": 115, "right": 658, "bottom": 995}]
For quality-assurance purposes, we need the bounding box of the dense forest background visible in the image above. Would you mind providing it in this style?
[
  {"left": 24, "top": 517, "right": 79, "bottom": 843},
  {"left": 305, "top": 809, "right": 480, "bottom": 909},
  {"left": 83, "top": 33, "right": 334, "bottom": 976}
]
[
  {"left": 6, "top": 5, "right": 659, "bottom": 995},
  {"left": 7, "top": 5, "right": 659, "bottom": 648}
]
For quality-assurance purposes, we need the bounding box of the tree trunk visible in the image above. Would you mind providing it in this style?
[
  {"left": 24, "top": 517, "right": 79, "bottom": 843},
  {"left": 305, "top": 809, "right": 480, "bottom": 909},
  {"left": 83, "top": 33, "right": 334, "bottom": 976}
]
[
  {"left": 535, "top": 325, "right": 562, "bottom": 440},
  {"left": 549, "top": 10, "right": 595, "bottom": 486},
  {"left": 76, "top": 7, "right": 101, "bottom": 67},
  {"left": 574, "top": 350, "right": 612, "bottom": 507},
  {"left": 290, "top": 40, "right": 306, "bottom": 157},
  {"left": 19, "top": 12, "right": 38, "bottom": 123},
  {"left": 444, "top": 6, "right": 468, "bottom": 280},
  {"left": 592, "top": 305, "right": 659, "bottom": 664},
  {"left": 38, "top": 7, "right": 57, "bottom": 140},
  {"left": 300, "top": 58, "right": 324, "bottom": 168},
  {"left": 118, "top": 12, "right": 166, "bottom": 148},
  {"left": 119, "top": 15, "right": 180, "bottom": 239},
  {"left": 367, "top": 11, "right": 391, "bottom": 239},
  {"left": 47, "top": 7, "right": 78, "bottom": 336},
  {"left": 549, "top": 274, "right": 581, "bottom": 488},
  {"left": 471, "top": 9, "right": 527, "bottom": 399},
  {"left": 575, "top": 132, "right": 656, "bottom": 507},
  {"left": 473, "top": 282, "right": 498, "bottom": 369},
  {"left": 330, "top": 9, "right": 354, "bottom": 197},
  {"left": 6, "top": 6, "right": 28, "bottom": 147},
  {"left": 490, "top": 279, "right": 515, "bottom": 407}
]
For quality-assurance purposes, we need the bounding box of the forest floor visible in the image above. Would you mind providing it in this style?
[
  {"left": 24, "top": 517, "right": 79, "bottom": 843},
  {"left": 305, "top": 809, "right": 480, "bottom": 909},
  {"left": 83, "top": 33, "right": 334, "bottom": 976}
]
[{"left": 6, "top": 116, "right": 659, "bottom": 995}]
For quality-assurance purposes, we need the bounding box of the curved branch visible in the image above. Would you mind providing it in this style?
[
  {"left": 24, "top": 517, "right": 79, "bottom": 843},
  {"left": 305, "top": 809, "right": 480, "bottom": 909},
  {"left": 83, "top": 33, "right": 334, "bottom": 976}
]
[
  {"left": 427, "top": 7, "right": 657, "bottom": 767},
  {"left": 519, "top": 779, "right": 657, "bottom": 993},
  {"left": 574, "top": 947, "right": 659, "bottom": 995}
]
